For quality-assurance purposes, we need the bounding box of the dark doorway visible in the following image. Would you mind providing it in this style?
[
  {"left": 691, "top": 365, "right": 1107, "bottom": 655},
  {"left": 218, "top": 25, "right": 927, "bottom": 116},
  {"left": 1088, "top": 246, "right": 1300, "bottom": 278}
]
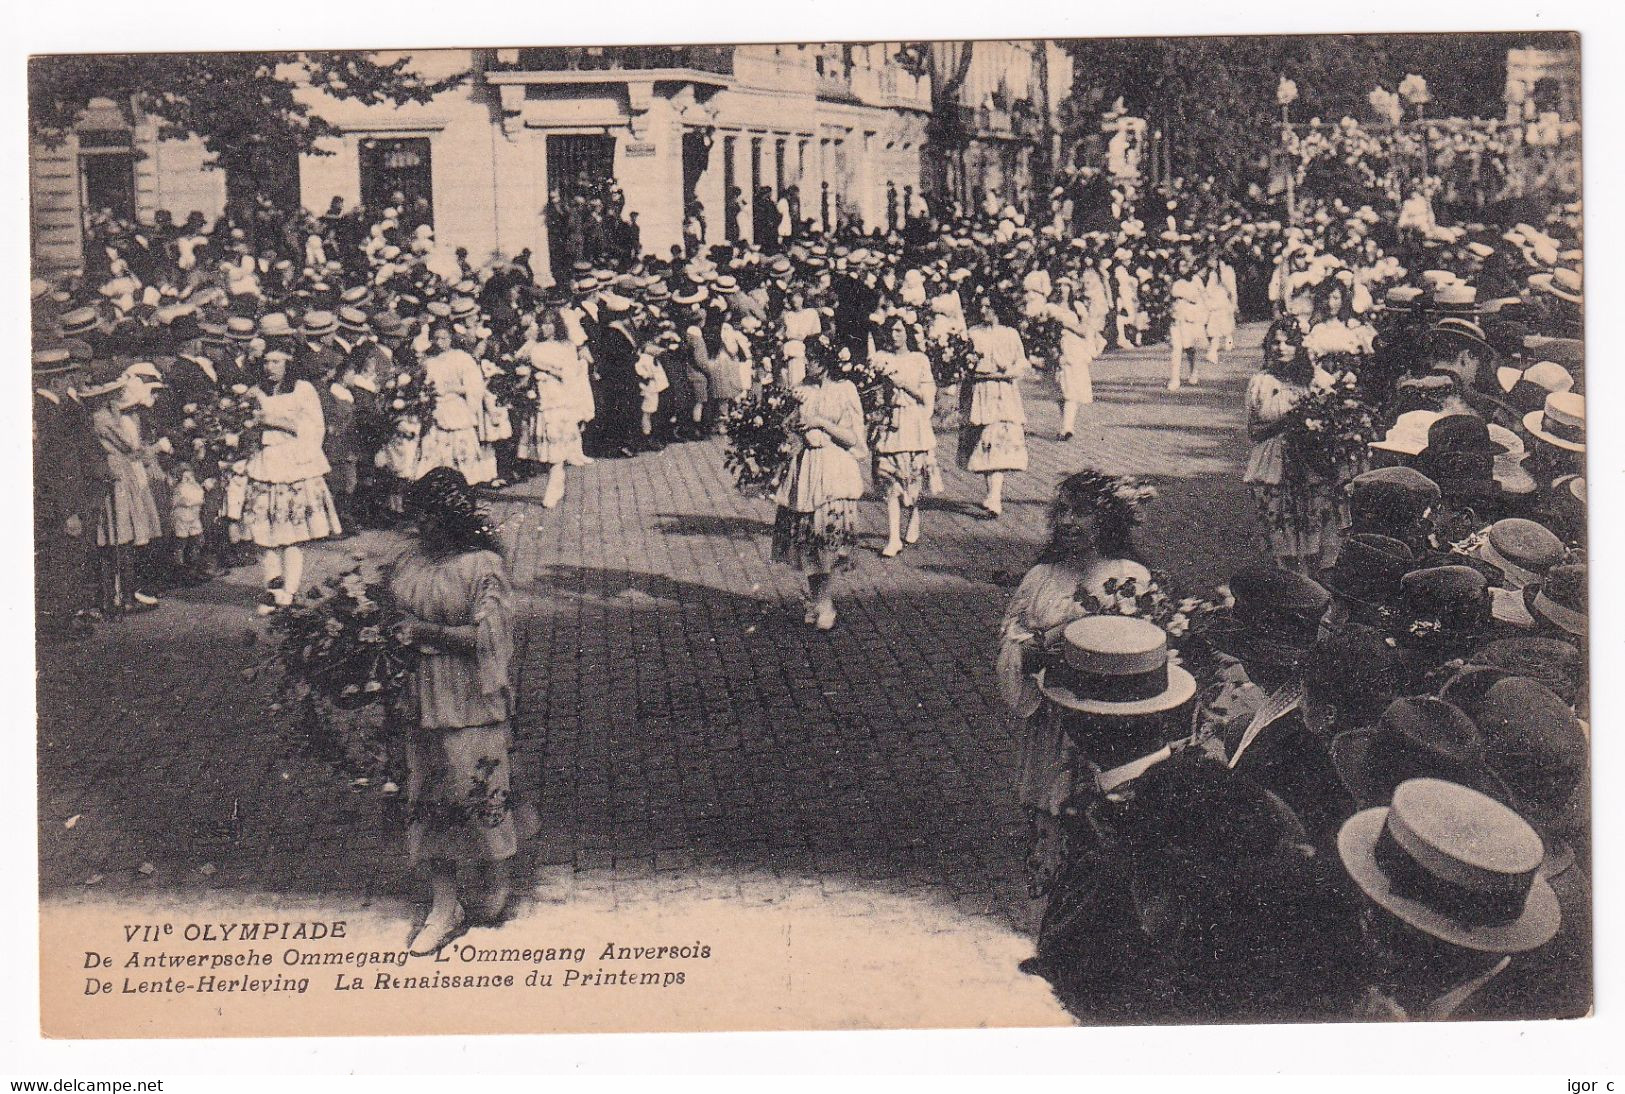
[
  {"left": 359, "top": 137, "right": 433, "bottom": 222},
  {"left": 80, "top": 152, "right": 135, "bottom": 224},
  {"left": 546, "top": 134, "right": 615, "bottom": 204}
]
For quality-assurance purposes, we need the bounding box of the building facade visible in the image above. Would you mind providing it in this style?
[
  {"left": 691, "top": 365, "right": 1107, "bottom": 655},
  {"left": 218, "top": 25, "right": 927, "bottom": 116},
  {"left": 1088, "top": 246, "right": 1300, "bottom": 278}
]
[{"left": 31, "top": 44, "right": 949, "bottom": 281}]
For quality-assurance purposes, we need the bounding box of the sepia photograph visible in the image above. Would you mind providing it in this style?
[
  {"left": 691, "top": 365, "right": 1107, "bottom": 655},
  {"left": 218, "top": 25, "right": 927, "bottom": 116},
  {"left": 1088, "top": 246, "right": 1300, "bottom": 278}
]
[{"left": 23, "top": 23, "right": 1591, "bottom": 1044}]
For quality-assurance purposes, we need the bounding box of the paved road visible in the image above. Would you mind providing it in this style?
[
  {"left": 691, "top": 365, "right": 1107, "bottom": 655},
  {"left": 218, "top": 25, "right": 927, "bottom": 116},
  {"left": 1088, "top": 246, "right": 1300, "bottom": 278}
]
[{"left": 35, "top": 325, "right": 1267, "bottom": 1028}]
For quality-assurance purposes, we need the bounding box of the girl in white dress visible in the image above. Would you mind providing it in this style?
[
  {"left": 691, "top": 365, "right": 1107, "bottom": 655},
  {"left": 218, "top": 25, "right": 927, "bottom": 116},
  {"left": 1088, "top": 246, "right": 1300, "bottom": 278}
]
[
  {"left": 779, "top": 286, "right": 823, "bottom": 389},
  {"left": 241, "top": 348, "right": 341, "bottom": 610},
  {"left": 1168, "top": 252, "right": 1208, "bottom": 391},
  {"left": 959, "top": 296, "right": 1031, "bottom": 518},
  {"left": 871, "top": 317, "right": 939, "bottom": 557},
  {"left": 997, "top": 470, "right": 1153, "bottom": 892},
  {"left": 772, "top": 341, "right": 867, "bottom": 631},
  {"left": 1203, "top": 252, "right": 1239, "bottom": 365},
  {"left": 516, "top": 309, "right": 584, "bottom": 509},
  {"left": 418, "top": 324, "right": 496, "bottom": 486},
  {"left": 1049, "top": 275, "right": 1105, "bottom": 438}
]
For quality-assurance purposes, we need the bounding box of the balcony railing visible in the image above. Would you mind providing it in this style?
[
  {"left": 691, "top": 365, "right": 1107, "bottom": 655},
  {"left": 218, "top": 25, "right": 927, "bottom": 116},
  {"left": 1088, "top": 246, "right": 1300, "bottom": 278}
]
[{"left": 493, "top": 45, "right": 735, "bottom": 76}]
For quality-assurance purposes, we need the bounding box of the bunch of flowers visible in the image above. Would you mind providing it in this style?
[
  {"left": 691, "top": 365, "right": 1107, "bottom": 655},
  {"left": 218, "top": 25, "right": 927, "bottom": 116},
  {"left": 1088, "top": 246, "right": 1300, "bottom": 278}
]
[
  {"left": 1281, "top": 373, "right": 1381, "bottom": 483},
  {"left": 827, "top": 343, "right": 892, "bottom": 437},
  {"left": 258, "top": 553, "right": 419, "bottom": 783},
  {"left": 722, "top": 383, "right": 797, "bottom": 497},
  {"left": 172, "top": 383, "right": 262, "bottom": 477},
  {"left": 928, "top": 331, "right": 979, "bottom": 387},
  {"left": 482, "top": 354, "right": 537, "bottom": 414},
  {"left": 380, "top": 366, "right": 438, "bottom": 433},
  {"left": 1073, "top": 573, "right": 1230, "bottom": 683},
  {"left": 265, "top": 555, "right": 418, "bottom": 711},
  {"left": 1019, "top": 311, "right": 1066, "bottom": 371}
]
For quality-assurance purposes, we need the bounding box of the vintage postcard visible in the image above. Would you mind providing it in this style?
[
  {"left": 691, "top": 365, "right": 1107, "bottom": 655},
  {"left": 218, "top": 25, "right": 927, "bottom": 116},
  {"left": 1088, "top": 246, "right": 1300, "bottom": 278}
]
[{"left": 28, "top": 32, "right": 1587, "bottom": 1039}]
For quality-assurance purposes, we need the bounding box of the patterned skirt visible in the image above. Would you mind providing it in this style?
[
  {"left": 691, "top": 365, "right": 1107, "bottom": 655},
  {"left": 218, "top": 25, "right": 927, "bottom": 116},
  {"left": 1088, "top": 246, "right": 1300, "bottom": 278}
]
[
  {"left": 417, "top": 424, "right": 496, "bottom": 486},
  {"left": 406, "top": 721, "right": 537, "bottom": 868},
  {"left": 771, "top": 500, "right": 859, "bottom": 574},
  {"left": 239, "top": 475, "right": 341, "bottom": 548},
  {"left": 517, "top": 407, "right": 583, "bottom": 467},
  {"left": 959, "top": 420, "right": 1029, "bottom": 473},
  {"left": 873, "top": 450, "right": 941, "bottom": 507},
  {"left": 1250, "top": 479, "right": 1342, "bottom": 566}
]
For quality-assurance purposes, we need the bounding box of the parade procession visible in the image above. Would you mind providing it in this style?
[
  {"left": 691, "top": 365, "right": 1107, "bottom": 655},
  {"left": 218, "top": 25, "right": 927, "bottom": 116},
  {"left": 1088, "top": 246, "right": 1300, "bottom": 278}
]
[{"left": 27, "top": 35, "right": 1591, "bottom": 1034}]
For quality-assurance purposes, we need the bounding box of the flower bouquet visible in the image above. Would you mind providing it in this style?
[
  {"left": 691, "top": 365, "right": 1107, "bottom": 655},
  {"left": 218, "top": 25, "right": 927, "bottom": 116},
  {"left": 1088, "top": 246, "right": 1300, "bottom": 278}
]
[
  {"left": 1073, "top": 572, "right": 1229, "bottom": 686},
  {"left": 722, "top": 383, "right": 797, "bottom": 498},
  {"left": 1280, "top": 374, "right": 1380, "bottom": 483},
  {"left": 482, "top": 354, "right": 537, "bottom": 415},
  {"left": 1019, "top": 311, "right": 1065, "bottom": 372},
  {"left": 171, "top": 384, "right": 262, "bottom": 477},
  {"left": 261, "top": 553, "right": 418, "bottom": 783},
  {"left": 380, "top": 367, "right": 438, "bottom": 434},
  {"left": 928, "top": 330, "right": 979, "bottom": 388}
]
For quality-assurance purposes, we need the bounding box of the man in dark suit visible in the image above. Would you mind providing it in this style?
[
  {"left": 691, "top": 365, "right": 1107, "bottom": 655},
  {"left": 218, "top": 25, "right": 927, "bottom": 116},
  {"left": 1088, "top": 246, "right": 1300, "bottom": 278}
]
[{"left": 34, "top": 345, "right": 110, "bottom": 639}]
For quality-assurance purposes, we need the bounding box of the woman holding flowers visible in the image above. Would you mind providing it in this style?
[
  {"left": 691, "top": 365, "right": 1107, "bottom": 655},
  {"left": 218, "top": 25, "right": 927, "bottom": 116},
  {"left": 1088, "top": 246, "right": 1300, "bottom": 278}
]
[
  {"left": 516, "top": 308, "right": 584, "bottom": 509},
  {"left": 870, "top": 315, "right": 939, "bottom": 558},
  {"left": 243, "top": 347, "right": 341, "bottom": 611},
  {"left": 1243, "top": 319, "right": 1341, "bottom": 576},
  {"left": 389, "top": 467, "right": 531, "bottom": 955},
  {"left": 997, "top": 469, "right": 1155, "bottom": 894},
  {"left": 415, "top": 323, "right": 495, "bottom": 487},
  {"left": 772, "top": 338, "right": 867, "bottom": 631},
  {"left": 959, "top": 295, "right": 1032, "bottom": 518}
]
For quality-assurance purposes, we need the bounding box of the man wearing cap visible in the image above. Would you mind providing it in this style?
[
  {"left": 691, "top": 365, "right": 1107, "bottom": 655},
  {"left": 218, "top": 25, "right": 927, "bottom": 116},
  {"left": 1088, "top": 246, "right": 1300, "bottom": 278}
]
[{"left": 34, "top": 345, "right": 111, "bottom": 638}]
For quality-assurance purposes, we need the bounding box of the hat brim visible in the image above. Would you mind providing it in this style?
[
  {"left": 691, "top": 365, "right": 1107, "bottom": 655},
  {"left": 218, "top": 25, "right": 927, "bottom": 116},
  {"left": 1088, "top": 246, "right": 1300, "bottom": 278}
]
[
  {"left": 1522, "top": 410, "right": 1585, "bottom": 452},
  {"left": 1035, "top": 664, "right": 1196, "bottom": 716},
  {"left": 1523, "top": 585, "right": 1586, "bottom": 638},
  {"left": 1337, "top": 806, "right": 1560, "bottom": 953}
]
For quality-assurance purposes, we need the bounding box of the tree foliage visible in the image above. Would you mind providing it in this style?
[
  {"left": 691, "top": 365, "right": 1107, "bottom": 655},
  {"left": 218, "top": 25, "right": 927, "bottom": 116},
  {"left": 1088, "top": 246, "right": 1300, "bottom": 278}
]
[
  {"left": 1059, "top": 33, "right": 1576, "bottom": 190},
  {"left": 28, "top": 52, "right": 467, "bottom": 170}
]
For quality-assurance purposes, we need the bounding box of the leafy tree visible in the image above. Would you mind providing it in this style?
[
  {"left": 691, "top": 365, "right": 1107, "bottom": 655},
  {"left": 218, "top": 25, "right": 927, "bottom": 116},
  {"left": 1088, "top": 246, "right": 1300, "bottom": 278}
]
[
  {"left": 1058, "top": 33, "right": 1575, "bottom": 192},
  {"left": 28, "top": 51, "right": 466, "bottom": 184}
]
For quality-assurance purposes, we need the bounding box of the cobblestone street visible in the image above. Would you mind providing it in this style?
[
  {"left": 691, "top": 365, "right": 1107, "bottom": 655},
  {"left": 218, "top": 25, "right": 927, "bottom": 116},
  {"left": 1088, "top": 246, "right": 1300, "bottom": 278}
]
[{"left": 36, "top": 326, "right": 1267, "bottom": 1029}]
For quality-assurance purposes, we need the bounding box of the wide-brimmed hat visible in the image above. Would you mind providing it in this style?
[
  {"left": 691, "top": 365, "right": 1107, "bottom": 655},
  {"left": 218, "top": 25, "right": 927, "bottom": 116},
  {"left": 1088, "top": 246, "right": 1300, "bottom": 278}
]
[
  {"left": 32, "top": 344, "right": 80, "bottom": 377},
  {"left": 337, "top": 306, "right": 371, "bottom": 334},
  {"left": 1332, "top": 698, "right": 1503, "bottom": 810},
  {"left": 1430, "top": 281, "right": 1480, "bottom": 315},
  {"left": 258, "top": 312, "right": 294, "bottom": 339},
  {"left": 224, "top": 316, "right": 257, "bottom": 342},
  {"left": 1477, "top": 518, "right": 1564, "bottom": 590},
  {"left": 60, "top": 306, "right": 100, "bottom": 336},
  {"left": 370, "top": 312, "right": 408, "bottom": 339},
  {"left": 301, "top": 310, "right": 337, "bottom": 337},
  {"left": 1452, "top": 637, "right": 1585, "bottom": 712},
  {"left": 1346, "top": 467, "right": 1441, "bottom": 540},
  {"left": 1523, "top": 563, "right": 1586, "bottom": 638},
  {"left": 1338, "top": 778, "right": 1559, "bottom": 953},
  {"left": 1208, "top": 565, "right": 1331, "bottom": 668},
  {"left": 1324, "top": 533, "right": 1414, "bottom": 608},
  {"left": 1413, "top": 415, "right": 1501, "bottom": 501},
  {"left": 1397, "top": 565, "right": 1490, "bottom": 648},
  {"left": 1035, "top": 616, "right": 1196, "bottom": 717},
  {"left": 672, "top": 286, "right": 708, "bottom": 306},
  {"left": 1474, "top": 677, "right": 1588, "bottom": 839},
  {"left": 1523, "top": 391, "right": 1585, "bottom": 453},
  {"left": 1369, "top": 410, "right": 1441, "bottom": 456},
  {"left": 1496, "top": 361, "right": 1573, "bottom": 415}
]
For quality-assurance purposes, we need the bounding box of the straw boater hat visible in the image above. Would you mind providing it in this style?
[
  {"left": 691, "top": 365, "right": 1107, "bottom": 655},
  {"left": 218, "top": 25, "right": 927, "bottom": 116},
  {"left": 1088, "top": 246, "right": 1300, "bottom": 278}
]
[
  {"left": 1523, "top": 391, "right": 1584, "bottom": 453},
  {"left": 1369, "top": 410, "right": 1441, "bottom": 456},
  {"left": 1035, "top": 616, "right": 1196, "bottom": 717},
  {"left": 1338, "top": 778, "right": 1559, "bottom": 953},
  {"left": 672, "top": 286, "right": 708, "bottom": 307},
  {"left": 32, "top": 344, "right": 80, "bottom": 378},
  {"left": 337, "top": 306, "right": 371, "bottom": 335},
  {"left": 225, "top": 316, "right": 258, "bottom": 343},
  {"left": 1496, "top": 360, "right": 1574, "bottom": 415},
  {"left": 1523, "top": 563, "right": 1586, "bottom": 639},
  {"left": 301, "top": 310, "right": 337, "bottom": 337},
  {"left": 61, "top": 307, "right": 100, "bottom": 336},
  {"left": 1476, "top": 519, "right": 1564, "bottom": 591}
]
